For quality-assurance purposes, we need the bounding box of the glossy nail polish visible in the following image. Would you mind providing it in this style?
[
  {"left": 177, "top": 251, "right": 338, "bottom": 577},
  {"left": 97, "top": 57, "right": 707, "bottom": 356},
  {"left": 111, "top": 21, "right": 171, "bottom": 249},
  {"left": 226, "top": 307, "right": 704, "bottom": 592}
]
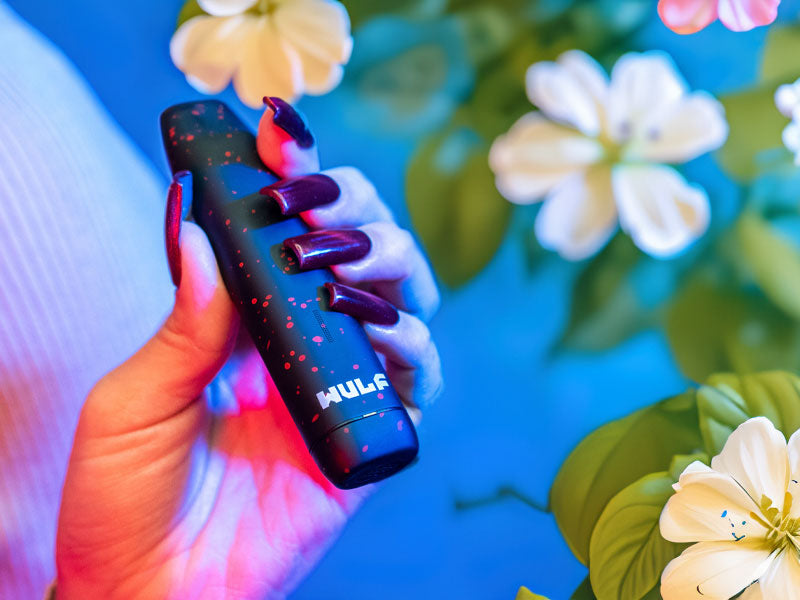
[
  {"left": 165, "top": 172, "right": 186, "bottom": 287},
  {"left": 325, "top": 282, "right": 400, "bottom": 326},
  {"left": 261, "top": 174, "right": 340, "bottom": 215},
  {"left": 263, "top": 96, "right": 315, "bottom": 148},
  {"left": 161, "top": 100, "right": 417, "bottom": 489},
  {"left": 284, "top": 229, "right": 371, "bottom": 270}
]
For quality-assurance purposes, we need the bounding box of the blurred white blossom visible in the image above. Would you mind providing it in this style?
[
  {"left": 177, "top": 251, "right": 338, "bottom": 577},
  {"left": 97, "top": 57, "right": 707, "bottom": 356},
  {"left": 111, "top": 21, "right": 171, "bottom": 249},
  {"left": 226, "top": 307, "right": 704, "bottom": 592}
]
[
  {"left": 658, "top": 0, "right": 780, "bottom": 34},
  {"left": 659, "top": 417, "right": 800, "bottom": 600},
  {"left": 489, "top": 50, "right": 728, "bottom": 260},
  {"left": 776, "top": 79, "right": 800, "bottom": 165},
  {"left": 170, "top": 0, "right": 352, "bottom": 108}
]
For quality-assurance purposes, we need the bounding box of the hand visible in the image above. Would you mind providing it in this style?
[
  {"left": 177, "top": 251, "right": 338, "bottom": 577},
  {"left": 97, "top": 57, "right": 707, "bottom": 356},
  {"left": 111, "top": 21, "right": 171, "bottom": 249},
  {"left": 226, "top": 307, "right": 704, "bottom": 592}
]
[{"left": 55, "top": 98, "right": 443, "bottom": 600}]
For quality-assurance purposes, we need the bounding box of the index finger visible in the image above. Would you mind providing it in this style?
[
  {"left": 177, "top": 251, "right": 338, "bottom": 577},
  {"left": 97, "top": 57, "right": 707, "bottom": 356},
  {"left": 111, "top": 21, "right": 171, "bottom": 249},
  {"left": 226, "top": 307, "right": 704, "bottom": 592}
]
[{"left": 256, "top": 97, "right": 321, "bottom": 178}]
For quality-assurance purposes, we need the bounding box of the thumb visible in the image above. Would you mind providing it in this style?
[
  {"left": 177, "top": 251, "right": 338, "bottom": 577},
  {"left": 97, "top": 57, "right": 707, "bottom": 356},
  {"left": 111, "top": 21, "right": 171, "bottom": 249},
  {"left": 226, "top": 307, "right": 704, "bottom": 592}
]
[{"left": 80, "top": 221, "right": 239, "bottom": 437}]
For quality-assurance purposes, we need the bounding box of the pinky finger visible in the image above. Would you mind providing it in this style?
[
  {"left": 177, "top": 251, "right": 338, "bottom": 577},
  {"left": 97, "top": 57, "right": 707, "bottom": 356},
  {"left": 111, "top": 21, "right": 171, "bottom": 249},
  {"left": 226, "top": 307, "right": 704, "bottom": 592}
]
[{"left": 363, "top": 312, "right": 444, "bottom": 413}]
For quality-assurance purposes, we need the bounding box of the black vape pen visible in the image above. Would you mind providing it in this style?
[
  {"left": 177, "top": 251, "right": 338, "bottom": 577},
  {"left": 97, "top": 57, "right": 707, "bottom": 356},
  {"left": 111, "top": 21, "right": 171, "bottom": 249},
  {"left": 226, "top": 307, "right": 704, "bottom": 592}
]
[{"left": 160, "top": 100, "right": 418, "bottom": 489}]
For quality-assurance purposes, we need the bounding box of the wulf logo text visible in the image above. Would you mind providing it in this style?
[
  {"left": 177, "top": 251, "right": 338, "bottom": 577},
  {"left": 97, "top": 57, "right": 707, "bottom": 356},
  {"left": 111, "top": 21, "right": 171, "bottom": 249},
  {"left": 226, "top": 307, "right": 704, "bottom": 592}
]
[{"left": 316, "top": 373, "right": 390, "bottom": 410}]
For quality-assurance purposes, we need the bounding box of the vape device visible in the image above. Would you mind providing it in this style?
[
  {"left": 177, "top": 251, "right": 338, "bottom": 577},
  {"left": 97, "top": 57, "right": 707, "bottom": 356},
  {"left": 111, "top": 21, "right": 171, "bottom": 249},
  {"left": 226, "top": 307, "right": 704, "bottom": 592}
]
[{"left": 160, "top": 100, "right": 418, "bottom": 489}]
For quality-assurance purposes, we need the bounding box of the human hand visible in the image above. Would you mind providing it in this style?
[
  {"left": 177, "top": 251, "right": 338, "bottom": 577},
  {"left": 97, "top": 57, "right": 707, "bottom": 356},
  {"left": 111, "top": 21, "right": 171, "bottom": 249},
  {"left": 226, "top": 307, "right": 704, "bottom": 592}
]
[{"left": 55, "top": 98, "right": 443, "bottom": 600}]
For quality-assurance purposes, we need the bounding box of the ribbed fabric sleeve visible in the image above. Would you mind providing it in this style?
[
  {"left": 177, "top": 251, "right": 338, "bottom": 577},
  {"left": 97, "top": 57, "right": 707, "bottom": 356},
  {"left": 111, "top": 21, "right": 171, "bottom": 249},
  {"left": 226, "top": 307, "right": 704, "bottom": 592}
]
[{"left": 0, "top": 3, "right": 174, "bottom": 596}]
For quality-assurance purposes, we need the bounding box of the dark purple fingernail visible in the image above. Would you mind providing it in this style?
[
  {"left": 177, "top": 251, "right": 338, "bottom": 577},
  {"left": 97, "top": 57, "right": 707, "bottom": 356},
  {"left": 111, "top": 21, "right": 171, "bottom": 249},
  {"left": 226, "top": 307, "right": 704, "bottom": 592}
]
[
  {"left": 284, "top": 229, "right": 371, "bottom": 270},
  {"left": 261, "top": 174, "right": 340, "bottom": 215},
  {"left": 325, "top": 282, "right": 400, "bottom": 326},
  {"left": 263, "top": 96, "right": 314, "bottom": 148}
]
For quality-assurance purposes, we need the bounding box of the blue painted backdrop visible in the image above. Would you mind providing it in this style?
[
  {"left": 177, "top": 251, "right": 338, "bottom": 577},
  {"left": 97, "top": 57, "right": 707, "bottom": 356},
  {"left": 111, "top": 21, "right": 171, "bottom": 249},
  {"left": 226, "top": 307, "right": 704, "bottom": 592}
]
[{"left": 8, "top": 1, "right": 798, "bottom": 597}]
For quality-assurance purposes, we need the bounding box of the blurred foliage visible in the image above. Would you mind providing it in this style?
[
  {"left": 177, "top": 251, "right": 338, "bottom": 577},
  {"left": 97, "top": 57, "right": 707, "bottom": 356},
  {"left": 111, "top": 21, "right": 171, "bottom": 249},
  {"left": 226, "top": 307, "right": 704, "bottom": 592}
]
[
  {"left": 341, "top": 0, "right": 653, "bottom": 287},
  {"left": 406, "top": 127, "right": 512, "bottom": 286},
  {"left": 550, "top": 371, "right": 800, "bottom": 600}
]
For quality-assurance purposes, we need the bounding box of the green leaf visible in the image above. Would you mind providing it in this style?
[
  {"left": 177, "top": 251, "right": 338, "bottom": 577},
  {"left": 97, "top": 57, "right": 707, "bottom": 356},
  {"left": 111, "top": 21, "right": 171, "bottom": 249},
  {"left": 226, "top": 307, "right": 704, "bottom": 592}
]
[
  {"left": 737, "top": 214, "right": 800, "bottom": 321},
  {"left": 516, "top": 587, "right": 550, "bottom": 600},
  {"left": 668, "top": 452, "right": 709, "bottom": 480},
  {"left": 570, "top": 578, "right": 596, "bottom": 600},
  {"left": 344, "top": 0, "right": 447, "bottom": 29},
  {"left": 550, "top": 392, "right": 703, "bottom": 565},
  {"left": 699, "top": 371, "right": 800, "bottom": 456},
  {"left": 589, "top": 472, "right": 685, "bottom": 600},
  {"left": 664, "top": 275, "right": 800, "bottom": 382},
  {"left": 176, "top": 0, "right": 208, "bottom": 28},
  {"left": 406, "top": 127, "right": 511, "bottom": 287},
  {"left": 557, "top": 235, "right": 649, "bottom": 351},
  {"left": 716, "top": 86, "right": 789, "bottom": 181},
  {"left": 760, "top": 25, "right": 800, "bottom": 83}
]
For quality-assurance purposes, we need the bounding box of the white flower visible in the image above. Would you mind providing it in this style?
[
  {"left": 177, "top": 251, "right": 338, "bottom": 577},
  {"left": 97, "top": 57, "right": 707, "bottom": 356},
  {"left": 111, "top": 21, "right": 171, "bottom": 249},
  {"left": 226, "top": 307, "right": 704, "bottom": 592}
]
[
  {"left": 170, "top": 0, "right": 353, "bottom": 108},
  {"left": 775, "top": 79, "right": 800, "bottom": 166},
  {"left": 489, "top": 50, "right": 728, "bottom": 260},
  {"left": 659, "top": 417, "right": 800, "bottom": 600}
]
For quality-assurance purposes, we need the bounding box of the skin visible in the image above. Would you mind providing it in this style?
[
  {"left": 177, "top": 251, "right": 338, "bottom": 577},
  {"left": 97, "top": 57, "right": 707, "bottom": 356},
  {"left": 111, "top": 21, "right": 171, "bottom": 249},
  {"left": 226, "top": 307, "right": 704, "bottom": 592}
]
[{"left": 55, "top": 103, "right": 443, "bottom": 600}]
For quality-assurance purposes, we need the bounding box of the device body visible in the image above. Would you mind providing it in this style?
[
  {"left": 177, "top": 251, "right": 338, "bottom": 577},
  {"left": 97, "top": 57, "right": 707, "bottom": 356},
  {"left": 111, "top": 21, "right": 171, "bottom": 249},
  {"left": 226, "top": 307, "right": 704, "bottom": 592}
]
[{"left": 160, "top": 100, "right": 418, "bottom": 489}]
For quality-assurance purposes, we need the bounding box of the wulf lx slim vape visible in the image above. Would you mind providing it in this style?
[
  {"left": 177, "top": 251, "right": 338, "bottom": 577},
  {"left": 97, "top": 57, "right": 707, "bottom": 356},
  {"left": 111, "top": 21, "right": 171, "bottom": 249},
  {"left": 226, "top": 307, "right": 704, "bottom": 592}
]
[{"left": 160, "top": 100, "right": 418, "bottom": 489}]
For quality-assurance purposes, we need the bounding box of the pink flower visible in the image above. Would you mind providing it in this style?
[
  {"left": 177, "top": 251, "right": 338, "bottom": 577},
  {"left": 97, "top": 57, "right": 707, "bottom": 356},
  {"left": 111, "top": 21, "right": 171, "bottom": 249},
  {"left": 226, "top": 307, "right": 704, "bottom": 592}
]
[{"left": 658, "top": 0, "right": 780, "bottom": 34}]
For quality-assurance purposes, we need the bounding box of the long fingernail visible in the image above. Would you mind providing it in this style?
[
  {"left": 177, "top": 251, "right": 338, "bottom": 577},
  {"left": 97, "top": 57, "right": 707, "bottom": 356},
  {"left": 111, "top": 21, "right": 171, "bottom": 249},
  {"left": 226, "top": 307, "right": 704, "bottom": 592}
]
[
  {"left": 261, "top": 174, "right": 340, "bottom": 215},
  {"left": 325, "top": 282, "right": 399, "bottom": 325},
  {"left": 284, "top": 229, "right": 371, "bottom": 270},
  {"left": 263, "top": 96, "right": 314, "bottom": 148},
  {"left": 165, "top": 173, "right": 186, "bottom": 287}
]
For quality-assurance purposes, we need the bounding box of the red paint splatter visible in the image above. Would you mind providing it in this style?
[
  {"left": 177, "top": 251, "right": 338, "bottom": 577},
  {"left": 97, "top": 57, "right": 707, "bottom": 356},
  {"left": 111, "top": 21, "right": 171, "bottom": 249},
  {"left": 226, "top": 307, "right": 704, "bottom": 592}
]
[
  {"left": 186, "top": 134, "right": 195, "bottom": 141},
  {"left": 353, "top": 364, "right": 359, "bottom": 370},
  {"left": 242, "top": 227, "right": 248, "bottom": 232},
  {"left": 225, "top": 151, "right": 231, "bottom": 157},
  {"left": 225, "top": 218, "right": 231, "bottom": 226},
  {"left": 312, "top": 336, "right": 323, "bottom": 343},
  {"left": 284, "top": 362, "right": 291, "bottom": 370},
  {"left": 361, "top": 445, "right": 368, "bottom": 453},
  {"left": 377, "top": 393, "right": 384, "bottom": 399},
  {"left": 286, "top": 322, "right": 294, "bottom": 328},
  {"left": 397, "top": 421, "right": 404, "bottom": 431},
  {"left": 290, "top": 350, "right": 295, "bottom": 356},
  {"left": 379, "top": 412, "right": 385, "bottom": 417},
  {"left": 343, "top": 427, "right": 349, "bottom": 434},
  {"left": 300, "top": 303, "right": 307, "bottom": 308},
  {"left": 288, "top": 297, "right": 295, "bottom": 302},
  {"left": 298, "top": 354, "right": 306, "bottom": 361},
  {"left": 251, "top": 298, "right": 257, "bottom": 304},
  {"left": 311, "top": 414, "right": 319, "bottom": 423},
  {"left": 238, "top": 262, "right": 244, "bottom": 267},
  {"left": 311, "top": 366, "right": 318, "bottom": 372},
  {"left": 262, "top": 301, "right": 269, "bottom": 307}
]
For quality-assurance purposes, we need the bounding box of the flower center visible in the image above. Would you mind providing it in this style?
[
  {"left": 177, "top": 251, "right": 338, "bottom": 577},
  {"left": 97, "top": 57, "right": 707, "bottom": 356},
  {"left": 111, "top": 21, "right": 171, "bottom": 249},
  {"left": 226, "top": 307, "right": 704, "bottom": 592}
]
[{"left": 749, "top": 492, "right": 800, "bottom": 554}]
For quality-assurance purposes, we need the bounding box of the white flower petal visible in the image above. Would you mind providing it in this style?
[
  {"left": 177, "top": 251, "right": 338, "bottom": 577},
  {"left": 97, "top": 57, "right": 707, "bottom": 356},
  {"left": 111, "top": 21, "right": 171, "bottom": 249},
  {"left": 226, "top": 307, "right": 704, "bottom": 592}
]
[
  {"left": 739, "top": 582, "right": 765, "bottom": 600},
  {"left": 607, "top": 52, "right": 687, "bottom": 144},
  {"left": 632, "top": 92, "right": 728, "bottom": 163},
  {"left": 660, "top": 461, "right": 767, "bottom": 543},
  {"left": 534, "top": 167, "right": 617, "bottom": 260},
  {"left": 198, "top": 0, "right": 257, "bottom": 16},
  {"left": 711, "top": 417, "right": 790, "bottom": 514},
  {"left": 660, "top": 541, "right": 773, "bottom": 600},
  {"left": 612, "top": 164, "right": 709, "bottom": 257},
  {"left": 170, "top": 15, "right": 251, "bottom": 94},
  {"left": 758, "top": 552, "right": 800, "bottom": 600},
  {"left": 273, "top": 0, "right": 352, "bottom": 64},
  {"left": 232, "top": 17, "right": 303, "bottom": 107},
  {"left": 782, "top": 121, "right": 800, "bottom": 166},
  {"left": 272, "top": 0, "right": 351, "bottom": 95},
  {"left": 489, "top": 112, "right": 604, "bottom": 204},
  {"left": 775, "top": 81, "right": 800, "bottom": 119},
  {"left": 525, "top": 50, "right": 608, "bottom": 136}
]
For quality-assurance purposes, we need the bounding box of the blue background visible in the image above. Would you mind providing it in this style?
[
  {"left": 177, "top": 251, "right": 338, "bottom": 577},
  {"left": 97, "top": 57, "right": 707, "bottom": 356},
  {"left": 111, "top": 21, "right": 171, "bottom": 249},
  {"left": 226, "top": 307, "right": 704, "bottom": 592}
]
[{"left": 7, "top": 1, "right": 798, "bottom": 597}]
